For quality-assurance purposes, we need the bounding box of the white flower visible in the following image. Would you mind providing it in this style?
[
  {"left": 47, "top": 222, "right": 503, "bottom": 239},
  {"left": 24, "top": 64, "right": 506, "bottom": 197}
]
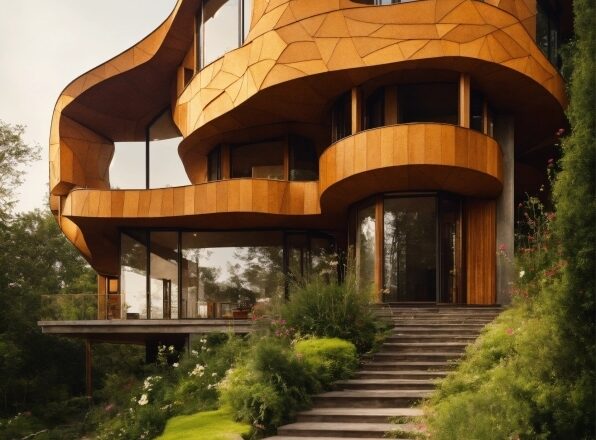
[
  {"left": 168, "top": 345, "right": 175, "bottom": 353},
  {"left": 207, "top": 384, "right": 213, "bottom": 390},
  {"left": 212, "top": 372, "right": 217, "bottom": 377},
  {"left": 191, "top": 349, "right": 198, "bottom": 357},
  {"left": 138, "top": 394, "right": 149, "bottom": 406},
  {"left": 172, "top": 362, "right": 179, "bottom": 368},
  {"left": 519, "top": 270, "right": 525, "bottom": 278},
  {"left": 190, "top": 364, "right": 205, "bottom": 377}
]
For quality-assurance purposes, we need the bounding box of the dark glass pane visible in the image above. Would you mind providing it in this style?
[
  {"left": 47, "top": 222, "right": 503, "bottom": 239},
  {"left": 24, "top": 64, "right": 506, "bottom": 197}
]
[
  {"left": 310, "top": 236, "right": 336, "bottom": 277},
  {"left": 181, "top": 232, "right": 284, "bottom": 318},
  {"left": 230, "top": 140, "right": 284, "bottom": 179},
  {"left": 289, "top": 136, "right": 318, "bottom": 181},
  {"left": 207, "top": 147, "right": 221, "bottom": 181},
  {"left": 470, "top": 90, "right": 484, "bottom": 132},
  {"left": 331, "top": 92, "right": 351, "bottom": 143},
  {"left": 201, "top": 0, "right": 240, "bottom": 68},
  {"left": 398, "top": 83, "right": 458, "bottom": 125},
  {"left": 121, "top": 231, "right": 148, "bottom": 319},
  {"left": 364, "top": 88, "right": 385, "bottom": 129},
  {"left": 149, "top": 232, "right": 179, "bottom": 319},
  {"left": 383, "top": 196, "right": 436, "bottom": 302},
  {"left": 356, "top": 202, "right": 376, "bottom": 291}
]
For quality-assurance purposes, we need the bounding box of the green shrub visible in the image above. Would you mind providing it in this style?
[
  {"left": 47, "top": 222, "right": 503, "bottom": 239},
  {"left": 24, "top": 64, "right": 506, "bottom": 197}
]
[
  {"left": 294, "top": 338, "right": 357, "bottom": 387},
  {"left": 220, "top": 337, "right": 319, "bottom": 437},
  {"left": 156, "top": 409, "right": 250, "bottom": 440},
  {"left": 282, "top": 270, "right": 380, "bottom": 353}
]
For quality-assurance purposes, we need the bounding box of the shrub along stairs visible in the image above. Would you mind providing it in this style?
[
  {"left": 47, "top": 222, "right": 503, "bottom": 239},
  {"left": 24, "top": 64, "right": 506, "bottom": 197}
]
[{"left": 265, "top": 305, "right": 502, "bottom": 439}]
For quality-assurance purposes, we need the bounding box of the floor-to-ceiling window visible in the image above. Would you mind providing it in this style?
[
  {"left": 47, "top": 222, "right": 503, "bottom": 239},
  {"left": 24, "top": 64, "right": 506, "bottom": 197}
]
[
  {"left": 352, "top": 193, "right": 463, "bottom": 303},
  {"left": 120, "top": 229, "right": 334, "bottom": 319}
]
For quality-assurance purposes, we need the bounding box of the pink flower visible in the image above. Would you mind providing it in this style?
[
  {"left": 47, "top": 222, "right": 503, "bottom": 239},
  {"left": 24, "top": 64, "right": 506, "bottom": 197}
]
[
  {"left": 498, "top": 243, "right": 507, "bottom": 252},
  {"left": 556, "top": 128, "right": 565, "bottom": 136},
  {"left": 506, "top": 328, "right": 514, "bottom": 335}
]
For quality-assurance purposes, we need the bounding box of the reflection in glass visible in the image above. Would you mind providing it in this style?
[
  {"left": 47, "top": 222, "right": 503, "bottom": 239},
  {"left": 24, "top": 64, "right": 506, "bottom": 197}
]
[
  {"left": 398, "top": 83, "right": 458, "bottom": 125},
  {"left": 536, "top": 0, "right": 559, "bottom": 66},
  {"left": 207, "top": 146, "right": 221, "bottom": 181},
  {"left": 231, "top": 141, "right": 284, "bottom": 179},
  {"left": 383, "top": 197, "right": 436, "bottom": 302},
  {"left": 356, "top": 203, "right": 376, "bottom": 290},
  {"left": 149, "top": 232, "right": 179, "bottom": 319},
  {"left": 289, "top": 136, "right": 318, "bottom": 181},
  {"left": 121, "top": 231, "right": 148, "bottom": 319},
  {"left": 439, "top": 196, "right": 461, "bottom": 303},
  {"left": 181, "top": 232, "right": 284, "bottom": 318}
]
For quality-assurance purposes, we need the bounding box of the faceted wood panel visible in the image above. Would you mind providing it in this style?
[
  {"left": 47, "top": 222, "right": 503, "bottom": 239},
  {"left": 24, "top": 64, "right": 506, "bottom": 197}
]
[
  {"left": 175, "top": 0, "right": 564, "bottom": 149},
  {"left": 319, "top": 124, "right": 503, "bottom": 212},
  {"left": 465, "top": 198, "right": 497, "bottom": 304}
]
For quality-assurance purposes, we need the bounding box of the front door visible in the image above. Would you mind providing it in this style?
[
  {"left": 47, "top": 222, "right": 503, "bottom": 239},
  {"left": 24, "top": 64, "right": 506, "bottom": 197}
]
[{"left": 383, "top": 196, "right": 437, "bottom": 302}]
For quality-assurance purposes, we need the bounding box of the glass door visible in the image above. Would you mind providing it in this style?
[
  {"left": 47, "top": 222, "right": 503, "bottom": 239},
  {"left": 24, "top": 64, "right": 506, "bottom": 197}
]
[{"left": 383, "top": 196, "right": 437, "bottom": 302}]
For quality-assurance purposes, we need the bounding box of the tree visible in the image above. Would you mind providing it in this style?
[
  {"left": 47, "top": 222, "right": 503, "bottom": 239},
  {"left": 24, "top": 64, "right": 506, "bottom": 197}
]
[{"left": 0, "top": 120, "right": 39, "bottom": 219}]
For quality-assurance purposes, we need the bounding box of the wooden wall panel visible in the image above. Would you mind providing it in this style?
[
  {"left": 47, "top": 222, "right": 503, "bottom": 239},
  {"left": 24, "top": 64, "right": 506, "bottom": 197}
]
[{"left": 465, "top": 198, "right": 497, "bottom": 304}]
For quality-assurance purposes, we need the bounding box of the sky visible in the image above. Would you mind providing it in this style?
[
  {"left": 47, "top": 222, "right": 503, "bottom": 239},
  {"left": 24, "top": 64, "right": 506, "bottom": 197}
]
[{"left": 0, "top": 0, "right": 178, "bottom": 212}]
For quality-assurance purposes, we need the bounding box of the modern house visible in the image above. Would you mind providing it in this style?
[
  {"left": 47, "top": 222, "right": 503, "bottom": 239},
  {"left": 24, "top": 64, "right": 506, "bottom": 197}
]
[{"left": 41, "top": 0, "right": 570, "bottom": 356}]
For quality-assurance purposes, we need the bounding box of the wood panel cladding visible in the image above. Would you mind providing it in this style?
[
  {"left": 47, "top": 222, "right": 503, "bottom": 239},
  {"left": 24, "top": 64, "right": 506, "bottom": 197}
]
[
  {"left": 465, "top": 198, "right": 497, "bottom": 304},
  {"left": 319, "top": 123, "right": 503, "bottom": 211},
  {"left": 63, "top": 180, "right": 320, "bottom": 219},
  {"left": 175, "top": 0, "right": 565, "bottom": 144}
]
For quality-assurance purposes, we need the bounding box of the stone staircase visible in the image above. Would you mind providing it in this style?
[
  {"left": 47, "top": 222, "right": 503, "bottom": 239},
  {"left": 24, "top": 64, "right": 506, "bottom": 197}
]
[{"left": 265, "top": 305, "right": 501, "bottom": 440}]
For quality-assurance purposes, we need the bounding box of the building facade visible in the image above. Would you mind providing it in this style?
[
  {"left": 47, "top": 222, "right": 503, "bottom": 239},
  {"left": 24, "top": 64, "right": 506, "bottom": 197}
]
[{"left": 44, "top": 0, "right": 569, "bottom": 343}]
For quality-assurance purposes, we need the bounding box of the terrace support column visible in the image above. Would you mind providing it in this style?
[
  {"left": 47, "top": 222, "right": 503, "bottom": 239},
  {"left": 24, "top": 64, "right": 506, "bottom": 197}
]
[
  {"left": 459, "top": 73, "right": 471, "bottom": 128},
  {"left": 351, "top": 87, "right": 362, "bottom": 134},
  {"left": 85, "top": 340, "right": 93, "bottom": 397},
  {"left": 495, "top": 115, "right": 515, "bottom": 305}
]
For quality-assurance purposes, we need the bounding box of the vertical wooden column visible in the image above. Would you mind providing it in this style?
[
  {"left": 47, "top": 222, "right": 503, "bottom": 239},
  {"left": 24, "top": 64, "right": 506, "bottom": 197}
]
[
  {"left": 85, "top": 340, "right": 93, "bottom": 397},
  {"left": 465, "top": 199, "right": 496, "bottom": 304},
  {"left": 221, "top": 145, "right": 231, "bottom": 179},
  {"left": 374, "top": 196, "right": 384, "bottom": 302},
  {"left": 351, "top": 87, "right": 362, "bottom": 135},
  {"left": 482, "top": 100, "right": 489, "bottom": 135},
  {"left": 97, "top": 275, "right": 107, "bottom": 319},
  {"left": 384, "top": 86, "right": 398, "bottom": 125},
  {"left": 459, "top": 73, "right": 471, "bottom": 128}
]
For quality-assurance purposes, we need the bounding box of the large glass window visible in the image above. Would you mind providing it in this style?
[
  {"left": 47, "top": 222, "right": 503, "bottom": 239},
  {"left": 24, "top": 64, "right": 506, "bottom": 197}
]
[
  {"left": 110, "top": 141, "right": 146, "bottom": 189},
  {"left": 181, "top": 232, "right": 284, "bottom": 319},
  {"left": 289, "top": 136, "right": 318, "bottom": 181},
  {"left": 231, "top": 140, "right": 285, "bottom": 179},
  {"left": 149, "top": 232, "right": 179, "bottom": 319},
  {"left": 207, "top": 146, "right": 221, "bottom": 181},
  {"left": 398, "top": 83, "right": 458, "bottom": 125},
  {"left": 470, "top": 90, "right": 484, "bottom": 132},
  {"left": 356, "top": 203, "right": 376, "bottom": 290},
  {"left": 121, "top": 231, "right": 148, "bottom": 319},
  {"left": 537, "top": 0, "right": 559, "bottom": 66},
  {"left": 363, "top": 88, "right": 385, "bottom": 130},
  {"left": 197, "top": 0, "right": 252, "bottom": 70},
  {"left": 331, "top": 92, "right": 352, "bottom": 143},
  {"left": 383, "top": 196, "right": 436, "bottom": 302}
]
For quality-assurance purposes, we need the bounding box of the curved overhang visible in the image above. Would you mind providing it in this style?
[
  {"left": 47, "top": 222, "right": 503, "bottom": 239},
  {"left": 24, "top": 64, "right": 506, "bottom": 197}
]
[
  {"left": 176, "top": 0, "right": 566, "bottom": 162},
  {"left": 319, "top": 124, "right": 503, "bottom": 212}
]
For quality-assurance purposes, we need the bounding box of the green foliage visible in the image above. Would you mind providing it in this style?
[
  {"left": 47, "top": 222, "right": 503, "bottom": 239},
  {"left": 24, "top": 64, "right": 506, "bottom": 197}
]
[
  {"left": 156, "top": 409, "right": 250, "bottom": 440},
  {"left": 423, "top": 2, "right": 595, "bottom": 437},
  {"left": 294, "top": 337, "right": 357, "bottom": 387},
  {"left": 0, "top": 120, "right": 40, "bottom": 218},
  {"left": 220, "top": 336, "right": 320, "bottom": 437},
  {"left": 281, "top": 269, "right": 380, "bottom": 353}
]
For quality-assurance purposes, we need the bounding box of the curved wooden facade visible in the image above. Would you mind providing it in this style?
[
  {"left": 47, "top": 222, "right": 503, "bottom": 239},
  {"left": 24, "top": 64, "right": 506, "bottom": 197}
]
[{"left": 48, "top": 0, "right": 569, "bottom": 308}]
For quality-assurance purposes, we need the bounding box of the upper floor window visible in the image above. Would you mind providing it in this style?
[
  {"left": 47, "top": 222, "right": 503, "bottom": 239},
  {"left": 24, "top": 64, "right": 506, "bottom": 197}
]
[
  {"left": 196, "top": 0, "right": 252, "bottom": 70},
  {"left": 363, "top": 88, "right": 385, "bottom": 130},
  {"left": 537, "top": 0, "right": 560, "bottom": 66},
  {"left": 231, "top": 140, "right": 285, "bottom": 179},
  {"left": 398, "top": 83, "right": 458, "bottom": 125},
  {"left": 331, "top": 92, "right": 351, "bottom": 143}
]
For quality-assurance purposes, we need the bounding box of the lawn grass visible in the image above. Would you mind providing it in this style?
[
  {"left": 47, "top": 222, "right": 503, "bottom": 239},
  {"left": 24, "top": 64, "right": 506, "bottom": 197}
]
[{"left": 156, "top": 408, "right": 250, "bottom": 440}]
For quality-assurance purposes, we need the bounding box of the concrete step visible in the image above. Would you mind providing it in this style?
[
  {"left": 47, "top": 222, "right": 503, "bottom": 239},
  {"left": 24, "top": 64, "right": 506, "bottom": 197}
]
[
  {"left": 386, "top": 334, "right": 477, "bottom": 342},
  {"left": 295, "top": 407, "right": 423, "bottom": 423},
  {"left": 381, "top": 342, "right": 469, "bottom": 352},
  {"left": 277, "top": 422, "right": 420, "bottom": 438},
  {"left": 391, "top": 318, "right": 495, "bottom": 324},
  {"left": 392, "top": 322, "right": 487, "bottom": 327},
  {"left": 361, "top": 360, "right": 454, "bottom": 371},
  {"left": 313, "top": 390, "right": 431, "bottom": 408},
  {"left": 371, "top": 352, "right": 463, "bottom": 362},
  {"left": 336, "top": 378, "right": 436, "bottom": 390},
  {"left": 392, "top": 327, "right": 483, "bottom": 334},
  {"left": 266, "top": 436, "right": 411, "bottom": 440},
  {"left": 355, "top": 370, "right": 448, "bottom": 380}
]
